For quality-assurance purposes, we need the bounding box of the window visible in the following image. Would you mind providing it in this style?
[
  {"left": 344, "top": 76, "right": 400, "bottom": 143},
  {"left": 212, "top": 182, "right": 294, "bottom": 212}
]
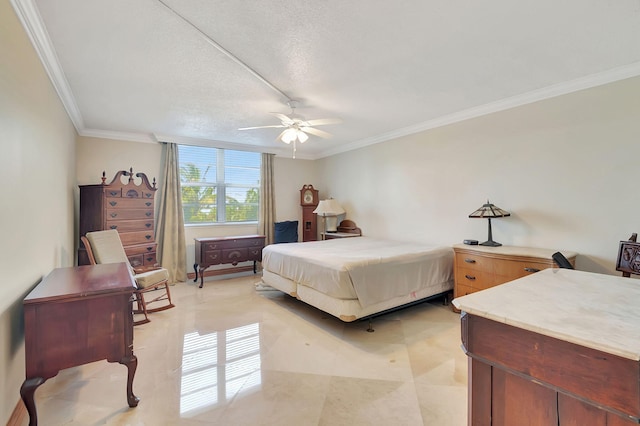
[{"left": 178, "top": 145, "right": 260, "bottom": 224}]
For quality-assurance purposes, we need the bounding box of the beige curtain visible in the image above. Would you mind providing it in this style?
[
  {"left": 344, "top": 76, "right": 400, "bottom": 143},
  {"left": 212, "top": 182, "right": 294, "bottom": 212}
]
[
  {"left": 156, "top": 142, "right": 187, "bottom": 283},
  {"left": 259, "top": 153, "right": 276, "bottom": 245}
]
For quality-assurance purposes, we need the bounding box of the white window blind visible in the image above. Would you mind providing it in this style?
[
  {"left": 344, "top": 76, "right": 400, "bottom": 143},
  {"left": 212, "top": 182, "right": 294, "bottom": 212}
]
[{"left": 178, "top": 145, "right": 260, "bottom": 224}]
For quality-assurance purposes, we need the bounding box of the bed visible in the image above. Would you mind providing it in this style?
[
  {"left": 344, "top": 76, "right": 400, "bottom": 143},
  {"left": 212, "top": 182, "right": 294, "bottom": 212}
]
[{"left": 260, "top": 226, "right": 454, "bottom": 322}]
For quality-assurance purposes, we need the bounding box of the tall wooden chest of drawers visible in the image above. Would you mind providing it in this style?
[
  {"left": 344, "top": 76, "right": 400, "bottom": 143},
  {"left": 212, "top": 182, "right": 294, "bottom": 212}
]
[
  {"left": 194, "top": 235, "right": 265, "bottom": 288},
  {"left": 78, "top": 169, "right": 158, "bottom": 267},
  {"left": 453, "top": 244, "right": 577, "bottom": 310}
]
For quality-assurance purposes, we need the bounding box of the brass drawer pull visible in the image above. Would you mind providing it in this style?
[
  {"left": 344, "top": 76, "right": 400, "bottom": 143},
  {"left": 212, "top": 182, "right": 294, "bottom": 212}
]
[
  {"left": 524, "top": 267, "right": 540, "bottom": 273},
  {"left": 464, "top": 258, "right": 476, "bottom": 263},
  {"left": 465, "top": 274, "right": 476, "bottom": 280}
]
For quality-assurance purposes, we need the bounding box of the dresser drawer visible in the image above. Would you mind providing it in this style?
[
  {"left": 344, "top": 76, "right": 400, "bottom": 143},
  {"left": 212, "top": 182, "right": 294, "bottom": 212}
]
[
  {"left": 125, "top": 243, "right": 156, "bottom": 256},
  {"left": 142, "top": 252, "right": 157, "bottom": 266},
  {"left": 455, "top": 253, "right": 496, "bottom": 273},
  {"left": 128, "top": 254, "right": 144, "bottom": 267},
  {"left": 219, "top": 239, "right": 259, "bottom": 249},
  {"left": 494, "top": 259, "right": 552, "bottom": 279},
  {"left": 204, "top": 250, "right": 222, "bottom": 264},
  {"left": 454, "top": 283, "right": 479, "bottom": 298},
  {"left": 203, "top": 242, "right": 222, "bottom": 251},
  {"left": 104, "top": 188, "right": 123, "bottom": 198},
  {"left": 455, "top": 267, "right": 500, "bottom": 291},
  {"left": 106, "top": 219, "right": 154, "bottom": 232},
  {"left": 119, "top": 230, "right": 154, "bottom": 245},
  {"left": 222, "top": 248, "right": 248, "bottom": 264},
  {"left": 248, "top": 247, "right": 262, "bottom": 260},
  {"left": 106, "top": 198, "right": 154, "bottom": 209},
  {"left": 106, "top": 209, "right": 154, "bottom": 221}
]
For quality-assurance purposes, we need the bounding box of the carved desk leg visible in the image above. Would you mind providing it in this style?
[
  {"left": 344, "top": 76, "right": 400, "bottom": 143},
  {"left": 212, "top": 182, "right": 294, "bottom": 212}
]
[
  {"left": 193, "top": 263, "right": 199, "bottom": 283},
  {"left": 20, "top": 377, "right": 45, "bottom": 426},
  {"left": 119, "top": 355, "right": 140, "bottom": 407},
  {"left": 199, "top": 266, "right": 205, "bottom": 288}
]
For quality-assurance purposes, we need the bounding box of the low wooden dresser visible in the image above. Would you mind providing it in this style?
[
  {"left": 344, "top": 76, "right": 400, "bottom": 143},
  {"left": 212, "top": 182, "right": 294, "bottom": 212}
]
[
  {"left": 453, "top": 244, "right": 577, "bottom": 310},
  {"left": 194, "top": 235, "right": 266, "bottom": 288},
  {"left": 20, "top": 263, "right": 139, "bottom": 426}
]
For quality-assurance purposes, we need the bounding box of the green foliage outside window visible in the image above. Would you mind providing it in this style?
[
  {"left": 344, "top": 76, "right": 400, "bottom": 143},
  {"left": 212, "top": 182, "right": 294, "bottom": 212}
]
[{"left": 178, "top": 146, "right": 260, "bottom": 224}]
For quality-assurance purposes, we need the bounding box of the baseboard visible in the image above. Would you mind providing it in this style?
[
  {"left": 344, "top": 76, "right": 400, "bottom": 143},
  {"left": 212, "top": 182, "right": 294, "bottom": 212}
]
[
  {"left": 187, "top": 265, "right": 258, "bottom": 281},
  {"left": 7, "top": 400, "right": 27, "bottom": 426}
]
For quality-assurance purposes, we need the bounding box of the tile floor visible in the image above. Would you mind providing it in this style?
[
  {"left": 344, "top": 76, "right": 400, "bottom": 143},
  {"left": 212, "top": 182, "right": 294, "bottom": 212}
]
[{"left": 26, "top": 273, "right": 468, "bottom": 425}]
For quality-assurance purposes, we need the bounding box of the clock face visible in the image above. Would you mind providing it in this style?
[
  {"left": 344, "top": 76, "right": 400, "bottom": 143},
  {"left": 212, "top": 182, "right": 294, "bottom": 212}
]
[{"left": 304, "top": 190, "right": 313, "bottom": 204}]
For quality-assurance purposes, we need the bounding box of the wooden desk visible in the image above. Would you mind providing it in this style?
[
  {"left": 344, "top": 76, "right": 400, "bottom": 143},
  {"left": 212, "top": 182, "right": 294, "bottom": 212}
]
[
  {"left": 194, "top": 235, "right": 265, "bottom": 288},
  {"left": 20, "top": 263, "right": 139, "bottom": 426}
]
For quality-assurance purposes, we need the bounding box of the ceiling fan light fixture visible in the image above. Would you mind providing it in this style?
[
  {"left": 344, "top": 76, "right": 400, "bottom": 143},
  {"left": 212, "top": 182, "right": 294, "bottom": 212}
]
[
  {"left": 297, "top": 130, "right": 309, "bottom": 143},
  {"left": 281, "top": 128, "right": 297, "bottom": 144}
]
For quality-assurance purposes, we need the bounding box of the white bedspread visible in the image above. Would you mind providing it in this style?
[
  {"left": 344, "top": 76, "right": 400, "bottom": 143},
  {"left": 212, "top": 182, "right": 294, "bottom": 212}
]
[{"left": 262, "top": 237, "right": 453, "bottom": 307}]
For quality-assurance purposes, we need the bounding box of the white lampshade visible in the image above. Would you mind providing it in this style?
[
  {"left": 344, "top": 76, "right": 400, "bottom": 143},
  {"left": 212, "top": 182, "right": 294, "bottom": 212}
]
[
  {"left": 313, "top": 199, "right": 345, "bottom": 216},
  {"left": 297, "top": 130, "right": 309, "bottom": 143},
  {"left": 281, "top": 128, "right": 297, "bottom": 144}
]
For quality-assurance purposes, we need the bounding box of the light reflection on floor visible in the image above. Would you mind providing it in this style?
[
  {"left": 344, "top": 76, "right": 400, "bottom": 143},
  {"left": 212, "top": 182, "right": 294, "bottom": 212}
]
[{"left": 180, "top": 323, "right": 262, "bottom": 416}]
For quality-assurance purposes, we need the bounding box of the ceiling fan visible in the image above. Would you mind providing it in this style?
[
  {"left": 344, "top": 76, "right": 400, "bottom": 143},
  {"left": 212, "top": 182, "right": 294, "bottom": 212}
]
[{"left": 239, "top": 100, "right": 341, "bottom": 157}]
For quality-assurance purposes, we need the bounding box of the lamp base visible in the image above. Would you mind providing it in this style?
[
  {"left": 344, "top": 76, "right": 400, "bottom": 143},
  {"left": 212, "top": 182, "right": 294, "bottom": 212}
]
[{"left": 480, "top": 240, "right": 502, "bottom": 247}]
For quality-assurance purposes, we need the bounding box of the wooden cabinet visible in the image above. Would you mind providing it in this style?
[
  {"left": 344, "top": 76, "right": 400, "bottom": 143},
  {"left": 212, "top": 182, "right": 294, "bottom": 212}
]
[
  {"left": 453, "top": 244, "right": 576, "bottom": 303},
  {"left": 194, "top": 235, "right": 266, "bottom": 288},
  {"left": 79, "top": 169, "right": 158, "bottom": 267},
  {"left": 463, "top": 314, "right": 638, "bottom": 425}
]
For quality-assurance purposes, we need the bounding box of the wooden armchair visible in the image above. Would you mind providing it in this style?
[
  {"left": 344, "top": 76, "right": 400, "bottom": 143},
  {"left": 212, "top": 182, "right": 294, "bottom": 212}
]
[
  {"left": 81, "top": 229, "right": 175, "bottom": 325},
  {"left": 616, "top": 233, "right": 640, "bottom": 277}
]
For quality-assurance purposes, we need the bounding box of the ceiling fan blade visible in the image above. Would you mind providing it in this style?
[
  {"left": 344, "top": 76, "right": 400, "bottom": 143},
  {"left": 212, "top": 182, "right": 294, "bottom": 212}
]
[
  {"left": 238, "top": 125, "right": 286, "bottom": 130},
  {"left": 270, "top": 113, "right": 294, "bottom": 124},
  {"left": 304, "top": 118, "right": 342, "bottom": 126},
  {"left": 301, "top": 127, "right": 333, "bottom": 139}
]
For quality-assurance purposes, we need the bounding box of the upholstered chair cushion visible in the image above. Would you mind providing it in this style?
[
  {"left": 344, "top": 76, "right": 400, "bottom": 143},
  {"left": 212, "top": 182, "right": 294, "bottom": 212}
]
[{"left": 134, "top": 268, "right": 170, "bottom": 288}]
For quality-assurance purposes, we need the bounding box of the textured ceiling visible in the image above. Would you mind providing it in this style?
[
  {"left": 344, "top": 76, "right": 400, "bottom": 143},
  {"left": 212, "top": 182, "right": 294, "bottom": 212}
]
[{"left": 14, "top": 0, "right": 640, "bottom": 158}]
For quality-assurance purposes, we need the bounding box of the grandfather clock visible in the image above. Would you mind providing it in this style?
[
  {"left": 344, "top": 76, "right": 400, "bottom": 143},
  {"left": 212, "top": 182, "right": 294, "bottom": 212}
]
[{"left": 300, "top": 184, "right": 319, "bottom": 242}]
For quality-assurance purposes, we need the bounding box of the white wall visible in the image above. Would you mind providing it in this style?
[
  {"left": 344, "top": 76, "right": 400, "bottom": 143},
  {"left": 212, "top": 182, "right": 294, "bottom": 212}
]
[
  {"left": 76, "top": 140, "right": 320, "bottom": 269},
  {"left": 316, "top": 76, "right": 640, "bottom": 274},
  {"left": 0, "top": 1, "right": 77, "bottom": 422}
]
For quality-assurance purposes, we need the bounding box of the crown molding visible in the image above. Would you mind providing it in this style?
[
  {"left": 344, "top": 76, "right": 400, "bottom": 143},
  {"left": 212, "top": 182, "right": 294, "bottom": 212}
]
[
  {"left": 319, "top": 62, "right": 640, "bottom": 159},
  {"left": 78, "top": 128, "right": 158, "bottom": 144},
  {"left": 11, "top": 0, "right": 85, "bottom": 131},
  {"left": 152, "top": 133, "right": 311, "bottom": 159}
]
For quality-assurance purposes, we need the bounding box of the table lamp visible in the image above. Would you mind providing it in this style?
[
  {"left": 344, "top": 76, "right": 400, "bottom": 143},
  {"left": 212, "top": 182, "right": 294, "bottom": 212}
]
[
  {"left": 313, "top": 199, "right": 345, "bottom": 239},
  {"left": 468, "top": 200, "right": 510, "bottom": 247}
]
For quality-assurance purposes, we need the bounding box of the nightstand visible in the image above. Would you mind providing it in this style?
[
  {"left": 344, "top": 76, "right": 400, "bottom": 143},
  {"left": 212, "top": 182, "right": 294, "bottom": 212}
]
[{"left": 452, "top": 244, "right": 577, "bottom": 311}]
